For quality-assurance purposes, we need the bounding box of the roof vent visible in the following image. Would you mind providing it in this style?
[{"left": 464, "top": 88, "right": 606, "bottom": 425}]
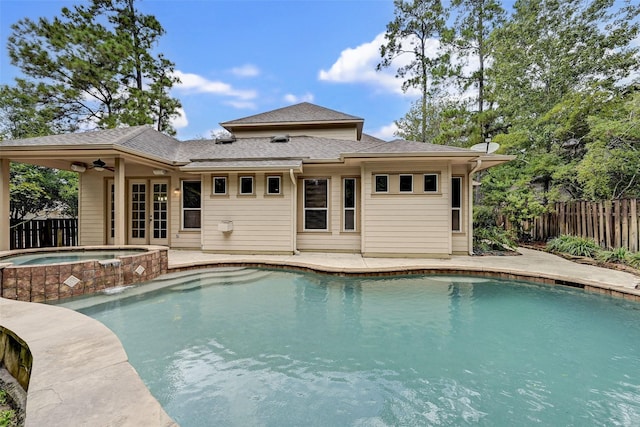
[
  {"left": 270, "top": 134, "right": 290, "bottom": 143},
  {"left": 215, "top": 135, "right": 236, "bottom": 144}
]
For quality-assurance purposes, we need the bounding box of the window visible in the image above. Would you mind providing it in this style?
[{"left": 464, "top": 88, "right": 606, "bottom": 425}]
[
  {"left": 399, "top": 174, "right": 413, "bottom": 192},
  {"left": 374, "top": 175, "right": 388, "bottom": 193},
  {"left": 424, "top": 174, "right": 438, "bottom": 192},
  {"left": 304, "top": 179, "right": 328, "bottom": 230},
  {"left": 343, "top": 178, "right": 356, "bottom": 231},
  {"left": 266, "top": 176, "right": 281, "bottom": 195},
  {"left": 239, "top": 176, "right": 254, "bottom": 195},
  {"left": 452, "top": 177, "right": 462, "bottom": 232},
  {"left": 212, "top": 176, "right": 227, "bottom": 195},
  {"left": 182, "top": 181, "right": 201, "bottom": 229}
]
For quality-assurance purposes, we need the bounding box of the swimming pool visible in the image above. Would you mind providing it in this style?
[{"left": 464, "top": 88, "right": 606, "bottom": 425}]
[{"left": 68, "top": 268, "right": 640, "bottom": 426}]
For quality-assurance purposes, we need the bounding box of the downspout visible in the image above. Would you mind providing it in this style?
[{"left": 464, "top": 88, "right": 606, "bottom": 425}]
[
  {"left": 289, "top": 169, "right": 298, "bottom": 254},
  {"left": 468, "top": 159, "right": 482, "bottom": 255}
]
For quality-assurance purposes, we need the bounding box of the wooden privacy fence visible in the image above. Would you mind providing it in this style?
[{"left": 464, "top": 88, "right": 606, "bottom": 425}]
[
  {"left": 507, "top": 199, "right": 640, "bottom": 251},
  {"left": 10, "top": 218, "right": 78, "bottom": 250}
]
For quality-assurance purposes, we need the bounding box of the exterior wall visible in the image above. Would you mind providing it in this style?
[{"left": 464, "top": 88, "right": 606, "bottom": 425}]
[
  {"left": 201, "top": 172, "right": 294, "bottom": 253},
  {"left": 78, "top": 172, "right": 107, "bottom": 245},
  {"left": 361, "top": 161, "right": 452, "bottom": 257},
  {"left": 232, "top": 127, "right": 357, "bottom": 141},
  {"left": 451, "top": 165, "right": 470, "bottom": 254},
  {"left": 296, "top": 165, "right": 361, "bottom": 252}
]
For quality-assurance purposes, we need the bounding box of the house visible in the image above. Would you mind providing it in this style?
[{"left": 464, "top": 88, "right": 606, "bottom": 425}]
[{"left": 0, "top": 103, "right": 512, "bottom": 257}]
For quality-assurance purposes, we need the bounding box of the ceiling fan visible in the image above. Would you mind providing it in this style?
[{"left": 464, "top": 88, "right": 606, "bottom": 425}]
[{"left": 70, "top": 159, "right": 115, "bottom": 173}]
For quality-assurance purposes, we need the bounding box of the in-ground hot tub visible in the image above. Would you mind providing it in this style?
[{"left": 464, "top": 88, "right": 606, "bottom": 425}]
[{"left": 0, "top": 246, "right": 168, "bottom": 302}]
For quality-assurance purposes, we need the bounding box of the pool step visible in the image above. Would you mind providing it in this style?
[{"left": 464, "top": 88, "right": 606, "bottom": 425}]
[
  {"left": 165, "top": 268, "right": 273, "bottom": 292},
  {"left": 58, "top": 268, "right": 272, "bottom": 310}
]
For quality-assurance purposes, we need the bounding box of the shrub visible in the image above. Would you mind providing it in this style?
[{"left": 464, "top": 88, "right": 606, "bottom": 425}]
[
  {"left": 626, "top": 252, "right": 640, "bottom": 269},
  {"left": 474, "top": 226, "right": 517, "bottom": 253},
  {"left": 597, "top": 247, "right": 630, "bottom": 264},
  {"left": 546, "top": 235, "right": 600, "bottom": 257}
]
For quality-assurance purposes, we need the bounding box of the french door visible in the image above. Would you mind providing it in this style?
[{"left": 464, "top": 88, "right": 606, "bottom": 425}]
[{"left": 107, "top": 179, "right": 169, "bottom": 245}]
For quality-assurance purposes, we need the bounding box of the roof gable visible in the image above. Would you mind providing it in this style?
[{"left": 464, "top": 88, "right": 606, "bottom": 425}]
[{"left": 221, "top": 102, "right": 363, "bottom": 126}]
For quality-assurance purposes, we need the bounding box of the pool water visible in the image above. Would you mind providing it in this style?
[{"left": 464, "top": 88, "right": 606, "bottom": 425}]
[
  {"left": 73, "top": 269, "right": 640, "bottom": 426},
  {"left": 1, "top": 250, "right": 145, "bottom": 265}
]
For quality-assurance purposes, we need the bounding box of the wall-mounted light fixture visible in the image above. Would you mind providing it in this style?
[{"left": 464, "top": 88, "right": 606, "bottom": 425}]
[
  {"left": 173, "top": 187, "right": 181, "bottom": 195},
  {"left": 153, "top": 169, "right": 168, "bottom": 176},
  {"left": 70, "top": 162, "right": 87, "bottom": 173}
]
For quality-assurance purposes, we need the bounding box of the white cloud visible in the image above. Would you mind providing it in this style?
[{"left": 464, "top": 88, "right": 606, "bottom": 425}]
[
  {"left": 319, "top": 33, "right": 439, "bottom": 96},
  {"left": 230, "top": 64, "right": 260, "bottom": 78},
  {"left": 173, "top": 70, "right": 257, "bottom": 101},
  {"left": 170, "top": 107, "right": 188, "bottom": 129},
  {"left": 370, "top": 122, "right": 398, "bottom": 141},
  {"left": 283, "top": 92, "right": 314, "bottom": 104},
  {"left": 224, "top": 100, "right": 256, "bottom": 109}
]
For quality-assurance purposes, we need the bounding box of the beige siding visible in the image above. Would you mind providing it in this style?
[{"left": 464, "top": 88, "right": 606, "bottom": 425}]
[
  {"left": 78, "top": 173, "right": 106, "bottom": 245},
  {"left": 297, "top": 165, "right": 361, "bottom": 252},
  {"left": 233, "top": 127, "right": 357, "bottom": 141},
  {"left": 362, "top": 162, "right": 452, "bottom": 257},
  {"left": 201, "top": 173, "right": 294, "bottom": 253}
]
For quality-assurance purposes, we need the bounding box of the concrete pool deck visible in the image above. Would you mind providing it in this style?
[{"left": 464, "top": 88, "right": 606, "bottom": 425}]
[
  {"left": 2, "top": 247, "right": 639, "bottom": 426},
  {"left": 167, "top": 248, "right": 640, "bottom": 297}
]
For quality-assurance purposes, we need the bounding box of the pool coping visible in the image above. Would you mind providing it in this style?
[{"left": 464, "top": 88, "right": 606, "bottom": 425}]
[
  {"left": 1, "top": 247, "right": 639, "bottom": 426},
  {"left": 0, "top": 297, "right": 178, "bottom": 427}
]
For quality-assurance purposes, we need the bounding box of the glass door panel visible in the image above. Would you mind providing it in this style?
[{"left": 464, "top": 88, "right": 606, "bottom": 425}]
[
  {"left": 150, "top": 181, "right": 169, "bottom": 245},
  {"left": 129, "top": 181, "right": 147, "bottom": 245}
]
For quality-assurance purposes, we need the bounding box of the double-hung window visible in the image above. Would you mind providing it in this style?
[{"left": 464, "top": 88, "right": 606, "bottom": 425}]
[
  {"left": 182, "top": 181, "right": 201, "bottom": 229},
  {"left": 304, "top": 178, "right": 328, "bottom": 230},
  {"left": 451, "top": 177, "right": 462, "bottom": 232},
  {"left": 343, "top": 178, "right": 356, "bottom": 231}
]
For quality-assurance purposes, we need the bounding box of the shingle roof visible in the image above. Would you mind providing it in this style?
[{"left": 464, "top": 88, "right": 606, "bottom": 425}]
[
  {"left": 180, "top": 159, "right": 303, "bottom": 171},
  {"left": 0, "top": 126, "right": 149, "bottom": 147},
  {"left": 220, "top": 102, "right": 363, "bottom": 126},
  {"left": 177, "top": 135, "right": 491, "bottom": 166},
  {"left": 1, "top": 125, "right": 182, "bottom": 163}
]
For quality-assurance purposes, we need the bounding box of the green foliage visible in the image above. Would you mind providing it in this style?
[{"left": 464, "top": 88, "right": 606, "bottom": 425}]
[
  {"left": 627, "top": 252, "right": 640, "bottom": 269},
  {"left": 546, "top": 235, "right": 600, "bottom": 258},
  {"left": 5, "top": 0, "right": 181, "bottom": 134},
  {"left": 9, "top": 163, "right": 78, "bottom": 220},
  {"left": 597, "top": 247, "right": 631, "bottom": 264},
  {"left": 0, "top": 389, "right": 16, "bottom": 427},
  {"left": 577, "top": 91, "right": 640, "bottom": 200},
  {"left": 473, "top": 226, "right": 517, "bottom": 253}
]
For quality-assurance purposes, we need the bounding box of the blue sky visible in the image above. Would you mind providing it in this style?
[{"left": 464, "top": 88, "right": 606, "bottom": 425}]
[{"left": 1, "top": 0, "right": 414, "bottom": 140}]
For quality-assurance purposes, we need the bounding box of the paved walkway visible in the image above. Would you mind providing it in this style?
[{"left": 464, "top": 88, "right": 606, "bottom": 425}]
[{"left": 168, "top": 247, "right": 640, "bottom": 293}]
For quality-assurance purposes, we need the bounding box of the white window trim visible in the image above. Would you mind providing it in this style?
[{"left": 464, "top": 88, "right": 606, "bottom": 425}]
[
  {"left": 452, "top": 176, "right": 462, "bottom": 233},
  {"left": 374, "top": 174, "right": 389, "bottom": 193},
  {"left": 212, "top": 176, "right": 227, "bottom": 195},
  {"left": 266, "top": 175, "right": 282, "bottom": 195},
  {"left": 423, "top": 173, "right": 439, "bottom": 193},
  {"left": 239, "top": 176, "right": 254, "bottom": 195},
  {"left": 343, "top": 177, "right": 356, "bottom": 232},
  {"left": 181, "top": 180, "right": 201, "bottom": 230},
  {"left": 303, "top": 178, "right": 329, "bottom": 231},
  {"left": 399, "top": 174, "right": 413, "bottom": 193}
]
